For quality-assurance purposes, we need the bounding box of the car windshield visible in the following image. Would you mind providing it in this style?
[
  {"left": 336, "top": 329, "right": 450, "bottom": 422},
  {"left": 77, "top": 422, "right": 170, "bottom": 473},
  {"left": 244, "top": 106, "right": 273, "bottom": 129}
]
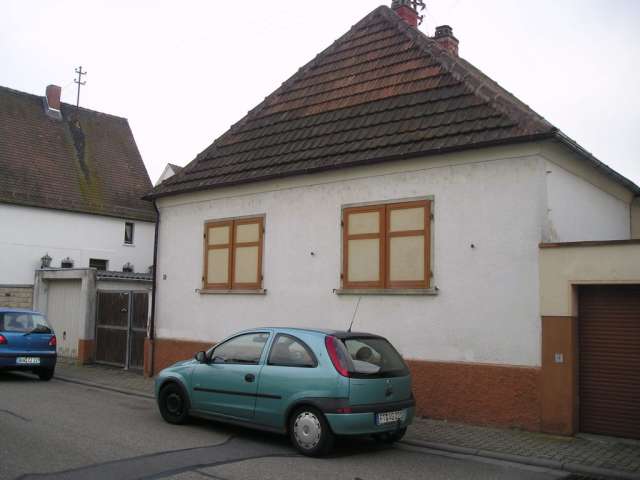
[
  {"left": 0, "top": 312, "right": 52, "bottom": 334},
  {"left": 343, "top": 337, "right": 409, "bottom": 378}
]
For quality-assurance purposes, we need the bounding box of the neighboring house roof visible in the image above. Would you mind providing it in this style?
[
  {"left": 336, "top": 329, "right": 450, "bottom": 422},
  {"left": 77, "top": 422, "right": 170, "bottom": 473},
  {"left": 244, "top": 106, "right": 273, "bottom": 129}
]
[
  {"left": 155, "top": 163, "right": 184, "bottom": 186},
  {"left": 149, "top": 5, "right": 639, "bottom": 199},
  {"left": 96, "top": 270, "right": 152, "bottom": 282},
  {"left": 0, "top": 85, "right": 156, "bottom": 222}
]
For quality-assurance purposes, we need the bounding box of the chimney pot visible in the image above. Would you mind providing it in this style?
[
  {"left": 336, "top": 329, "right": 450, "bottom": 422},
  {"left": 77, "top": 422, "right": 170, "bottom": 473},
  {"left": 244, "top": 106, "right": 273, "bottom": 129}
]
[
  {"left": 45, "top": 85, "right": 61, "bottom": 110},
  {"left": 434, "top": 25, "right": 459, "bottom": 56}
]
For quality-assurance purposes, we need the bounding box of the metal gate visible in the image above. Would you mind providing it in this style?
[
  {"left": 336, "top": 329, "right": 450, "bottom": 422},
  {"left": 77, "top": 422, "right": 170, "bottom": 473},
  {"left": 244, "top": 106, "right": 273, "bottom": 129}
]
[
  {"left": 95, "top": 291, "right": 148, "bottom": 370},
  {"left": 579, "top": 285, "right": 640, "bottom": 439}
]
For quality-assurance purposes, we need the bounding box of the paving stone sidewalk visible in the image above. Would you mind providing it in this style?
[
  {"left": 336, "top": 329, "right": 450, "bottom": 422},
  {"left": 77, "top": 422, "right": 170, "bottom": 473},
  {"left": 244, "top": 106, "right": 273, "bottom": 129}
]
[
  {"left": 406, "top": 418, "right": 640, "bottom": 479},
  {"left": 56, "top": 357, "right": 154, "bottom": 397},
  {"left": 55, "top": 360, "right": 640, "bottom": 479}
]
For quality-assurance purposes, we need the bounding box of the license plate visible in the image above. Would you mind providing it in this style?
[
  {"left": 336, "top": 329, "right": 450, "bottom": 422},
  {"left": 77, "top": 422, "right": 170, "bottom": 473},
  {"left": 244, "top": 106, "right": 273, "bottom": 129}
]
[
  {"left": 376, "top": 410, "right": 405, "bottom": 425},
  {"left": 16, "top": 357, "right": 40, "bottom": 365}
]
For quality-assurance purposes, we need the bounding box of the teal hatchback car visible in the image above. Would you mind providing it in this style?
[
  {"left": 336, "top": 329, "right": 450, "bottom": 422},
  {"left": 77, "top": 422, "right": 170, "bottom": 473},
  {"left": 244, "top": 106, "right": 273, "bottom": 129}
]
[{"left": 155, "top": 328, "right": 415, "bottom": 456}]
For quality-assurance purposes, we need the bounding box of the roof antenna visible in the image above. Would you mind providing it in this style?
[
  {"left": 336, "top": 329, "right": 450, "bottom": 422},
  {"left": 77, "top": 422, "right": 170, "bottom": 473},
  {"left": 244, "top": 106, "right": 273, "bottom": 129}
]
[
  {"left": 74, "top": 66, "right": 87, "bottom": 114},
  {"left": 347, "top": 296, "right": 362, "bottom": 333}
]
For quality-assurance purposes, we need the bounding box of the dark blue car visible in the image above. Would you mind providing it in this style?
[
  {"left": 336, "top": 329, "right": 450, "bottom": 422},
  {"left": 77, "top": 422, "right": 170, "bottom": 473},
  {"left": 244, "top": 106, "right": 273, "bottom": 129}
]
[{"left": 0, "top": 308, "right": 57, "bottom": 380}]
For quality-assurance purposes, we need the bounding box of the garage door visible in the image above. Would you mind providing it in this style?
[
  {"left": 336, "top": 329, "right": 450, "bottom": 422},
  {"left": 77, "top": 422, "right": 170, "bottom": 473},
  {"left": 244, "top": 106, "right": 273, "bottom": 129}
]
[
  {"left": 46, "top": 280, "right": 83, "bottom": 358},
  {"left": 579, "top": 285, "right": 640, "bottom": 439}
]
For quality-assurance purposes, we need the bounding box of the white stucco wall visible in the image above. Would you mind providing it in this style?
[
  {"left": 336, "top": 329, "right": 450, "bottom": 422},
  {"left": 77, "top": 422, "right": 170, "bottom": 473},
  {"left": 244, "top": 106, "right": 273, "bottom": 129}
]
[
  {"left": 542, "top": 145, "right": 632, "bottom": 242},
  {"left": 0, "top": 204, "right": 155, "bottom": 285},
  {"left": 155, "top": 146, "right": 548, "bottom": 367}
]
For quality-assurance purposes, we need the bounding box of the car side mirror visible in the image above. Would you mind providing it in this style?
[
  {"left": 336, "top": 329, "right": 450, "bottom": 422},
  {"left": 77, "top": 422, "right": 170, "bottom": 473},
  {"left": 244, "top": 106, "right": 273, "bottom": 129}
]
[{"left": 195, "top": 351, "right": 207, "bottom": 364}]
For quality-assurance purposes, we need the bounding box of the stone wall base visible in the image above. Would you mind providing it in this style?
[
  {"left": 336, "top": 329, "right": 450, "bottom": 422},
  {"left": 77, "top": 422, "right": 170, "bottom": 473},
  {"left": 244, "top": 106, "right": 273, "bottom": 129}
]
[
  {"left": 146, "top": 337, "right": 542, "bottom": 432},
  {"left": 148, "top": 338, "right": 214, "bottom": 376},
  {"left": 77, "top": 339, "right": 95, "bottom": 365},
  {"left": 0, "top": 285, "right": 34, "bottom": 309},
  {"left": 407, "top": 359, "right": 541, "bottom": 432}
]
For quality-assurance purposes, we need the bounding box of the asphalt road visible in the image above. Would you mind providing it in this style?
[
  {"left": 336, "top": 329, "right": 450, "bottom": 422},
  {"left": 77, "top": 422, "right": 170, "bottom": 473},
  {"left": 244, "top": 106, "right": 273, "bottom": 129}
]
[{"left": 0, "top": 371, "right": 570, "bottom": 480}]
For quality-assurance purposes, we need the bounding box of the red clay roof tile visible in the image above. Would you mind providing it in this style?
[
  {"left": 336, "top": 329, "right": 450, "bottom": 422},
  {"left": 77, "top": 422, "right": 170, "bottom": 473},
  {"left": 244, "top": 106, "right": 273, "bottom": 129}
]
[
  {"left": 150, "top": 5, "right": 636, "bottom": 199},
  {"left": 0, "top": 85, "right": 155, "bottom": 221}
]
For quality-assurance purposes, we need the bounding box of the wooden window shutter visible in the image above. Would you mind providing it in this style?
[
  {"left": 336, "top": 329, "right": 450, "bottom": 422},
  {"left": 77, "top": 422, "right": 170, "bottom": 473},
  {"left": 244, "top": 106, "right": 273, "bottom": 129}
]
[
  {"left": 342, "top": 200, "right": 431, "bottom": 290},
  {"left": 203, "top": 217, "right": 264, "bottom": 291},
  {"left": 342, "top": 206, "right": 385, "bottom": 289},
  {"left": 385, "top": 200, "right": 430, "bottom": 289},
  {"left": 232, "top": 218, "right": 263, "bottom": 290},
  {"left": 204, "top": 221, "right": 233, "bottom": 289}
]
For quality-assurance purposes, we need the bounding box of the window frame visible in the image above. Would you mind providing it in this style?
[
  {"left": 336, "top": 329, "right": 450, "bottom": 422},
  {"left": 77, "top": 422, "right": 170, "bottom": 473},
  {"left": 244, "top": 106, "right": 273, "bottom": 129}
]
[
  {"left": 342, "top": 199, "right": 432, "bottom": 291},
  {"left": 203, "top": 216, "right": 264, "bottom": 291},
  {"left": 267, "top": 334, "right": 318, "bottom": 368},
  {"left": 124, "top": 222, "right": 135, "bottom": 245}
]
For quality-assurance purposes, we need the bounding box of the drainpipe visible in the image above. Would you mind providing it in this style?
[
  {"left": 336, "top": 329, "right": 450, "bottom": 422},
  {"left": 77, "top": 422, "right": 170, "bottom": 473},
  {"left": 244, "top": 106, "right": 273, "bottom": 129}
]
[{"left": 148, "top": 199, "right": 160, "bottom": 377}]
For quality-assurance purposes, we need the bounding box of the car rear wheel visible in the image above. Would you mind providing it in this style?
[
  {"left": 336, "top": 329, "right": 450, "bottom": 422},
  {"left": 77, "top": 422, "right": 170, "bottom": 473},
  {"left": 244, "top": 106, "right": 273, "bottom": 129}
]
[
  {"left": 37, "top": 368, "right": 54, "bottom": 381},
  {"left": 289, "top": 407, "right": 334, "bottom": 457},
  {"left": 159, "top": 383, "right": 189, "bottom": 425},
  {"left": 373, "top": 426, "right": 407, "bottom": 444}
]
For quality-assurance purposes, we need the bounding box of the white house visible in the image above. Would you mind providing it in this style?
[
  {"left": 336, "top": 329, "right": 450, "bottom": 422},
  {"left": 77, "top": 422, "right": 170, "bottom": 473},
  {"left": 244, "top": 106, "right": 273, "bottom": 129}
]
[
  {"left": 146, "top": 3, "right": 640, "bottom": 438},
  {"left": 0, "top": 83, "right": 156, "bottom": 363}
]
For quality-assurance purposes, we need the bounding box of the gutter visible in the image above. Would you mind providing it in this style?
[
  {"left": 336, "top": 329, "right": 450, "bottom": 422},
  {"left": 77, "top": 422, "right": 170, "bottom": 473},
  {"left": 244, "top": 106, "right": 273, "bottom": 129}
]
[
  {"left": 148, "top": 199, "right": 160, "bottom": 377},
  {"left": 553, "top": 131, "right": 640, "bottom": 195}
]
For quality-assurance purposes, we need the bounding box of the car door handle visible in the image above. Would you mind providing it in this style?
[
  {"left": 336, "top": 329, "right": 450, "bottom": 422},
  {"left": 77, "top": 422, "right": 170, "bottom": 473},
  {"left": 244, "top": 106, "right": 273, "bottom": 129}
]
[{"left": 245, "top": 374, "right": 255, "bottom": 383}]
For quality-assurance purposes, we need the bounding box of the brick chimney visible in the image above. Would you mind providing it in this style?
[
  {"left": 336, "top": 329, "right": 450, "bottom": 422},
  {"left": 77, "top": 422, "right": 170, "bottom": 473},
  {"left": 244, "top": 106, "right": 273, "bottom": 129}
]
[
  {"left": 392, "top": 0, "right": 422, "bottom": 28},
  {"left": 434, "top": 25, "right": 459, "bottom": 56},
  {"left": 44, "top": 84, "right": 62, "bottom": 119}
]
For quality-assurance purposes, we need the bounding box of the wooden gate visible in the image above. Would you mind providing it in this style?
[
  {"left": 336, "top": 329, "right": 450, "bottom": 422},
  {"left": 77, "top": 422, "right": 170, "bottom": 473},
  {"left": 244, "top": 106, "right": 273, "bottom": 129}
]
[
  {"left": 95, "top": 291, "right": 149, "bottom": 370},
  {"left": 579, "top": 285, "right": 640, "bottom": 439}
]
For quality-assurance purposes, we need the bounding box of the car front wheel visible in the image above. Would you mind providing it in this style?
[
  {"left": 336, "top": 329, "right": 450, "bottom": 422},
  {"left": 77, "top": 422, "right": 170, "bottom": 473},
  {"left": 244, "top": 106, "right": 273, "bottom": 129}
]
[
  {"left": 158, "top": 383, "right": 189, "bottom": 425},
  {"left": 289, "top": 407, "right": 334, "bottom": 456}
]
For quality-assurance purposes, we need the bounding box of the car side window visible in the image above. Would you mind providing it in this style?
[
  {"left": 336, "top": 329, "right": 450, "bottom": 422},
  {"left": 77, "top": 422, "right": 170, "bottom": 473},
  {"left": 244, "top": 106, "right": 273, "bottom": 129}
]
[
  {"left": 212, "top": 332, "right": 269, "bottom": 365},
  {"left": 267, "top": 334, "right": 317, "bottom": 368}
]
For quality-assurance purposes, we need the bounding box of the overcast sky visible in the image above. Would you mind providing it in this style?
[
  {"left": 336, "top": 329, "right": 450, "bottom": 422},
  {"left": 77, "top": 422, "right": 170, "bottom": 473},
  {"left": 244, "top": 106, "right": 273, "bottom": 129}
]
[{"left": 2, "top": 0, "right": 639, "bottom": 187}]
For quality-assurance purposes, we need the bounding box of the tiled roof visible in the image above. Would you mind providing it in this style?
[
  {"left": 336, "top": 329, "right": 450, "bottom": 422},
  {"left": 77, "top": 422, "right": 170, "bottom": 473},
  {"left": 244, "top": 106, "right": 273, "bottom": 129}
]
[
  {"left": 0, "top": 85, "right": 156, "bottom": 222},
  {"left": 97, "top": 270, "right": 152, "bottom": 282},
  {"left": 149, "top": 5, "right": 638, "bottom": 199}
]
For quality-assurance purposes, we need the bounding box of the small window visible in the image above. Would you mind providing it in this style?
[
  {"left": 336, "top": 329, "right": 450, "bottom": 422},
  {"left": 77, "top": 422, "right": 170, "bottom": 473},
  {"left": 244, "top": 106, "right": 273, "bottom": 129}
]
[
  {"left": 124, "top": 222, "right": 135, "bottom": 245},
  {"left": 211, "top": 332, "right": 269, "bottom": 365},
  {"left": 204, "top": 217, "right": 264, "bottom": 290},
  {"left": 342, "top": 200, "right": 431, "bottom": 289},
  {"left": 90, "top": 259, "right": 108, "bottom": 271},
  {"left": 268, "top": 334, "right": 317, "bottom": 368}
]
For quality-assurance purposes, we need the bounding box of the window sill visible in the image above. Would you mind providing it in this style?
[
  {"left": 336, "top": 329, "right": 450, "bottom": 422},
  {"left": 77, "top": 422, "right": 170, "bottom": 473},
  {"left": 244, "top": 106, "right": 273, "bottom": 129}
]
[
  {"left": 123, "top": 243, "right": 135, "bottom": 247},
  {"left": 333, "top": 288, "right": 438, "bottom": 296},
  {"left": 198, "top": 289, "right": 267, "bottom": 295}
]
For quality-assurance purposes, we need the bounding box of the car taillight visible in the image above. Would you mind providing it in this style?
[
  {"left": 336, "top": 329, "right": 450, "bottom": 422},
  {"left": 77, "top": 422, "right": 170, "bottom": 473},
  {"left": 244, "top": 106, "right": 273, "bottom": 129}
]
[
  {"left": 325, "top": 335, "right": 350, "bottom": 377},
  {"left": 48, "top": 336, "right": 57, "bottom": 347},
  {"left": 0, "top": 334, "right": 6, "bottom": 345}
]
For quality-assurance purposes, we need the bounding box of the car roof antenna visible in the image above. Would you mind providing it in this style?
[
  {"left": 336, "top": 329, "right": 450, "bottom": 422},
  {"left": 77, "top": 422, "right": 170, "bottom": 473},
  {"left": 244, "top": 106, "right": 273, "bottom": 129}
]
[{"left": 347, "top": 296, "right": 362, "bottom": 333}]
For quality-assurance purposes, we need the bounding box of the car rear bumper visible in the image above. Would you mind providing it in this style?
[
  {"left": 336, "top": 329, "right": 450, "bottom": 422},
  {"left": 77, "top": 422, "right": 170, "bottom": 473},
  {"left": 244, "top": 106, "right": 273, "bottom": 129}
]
[
  {"left": 326, "top": 406, "right": 415, "bottom": 435},
  {"left": 0, "top": 354, "right": 57, "bottom": 370},
  {"left": 324, "top": 397, "right": 416, "bottom": 435}
]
